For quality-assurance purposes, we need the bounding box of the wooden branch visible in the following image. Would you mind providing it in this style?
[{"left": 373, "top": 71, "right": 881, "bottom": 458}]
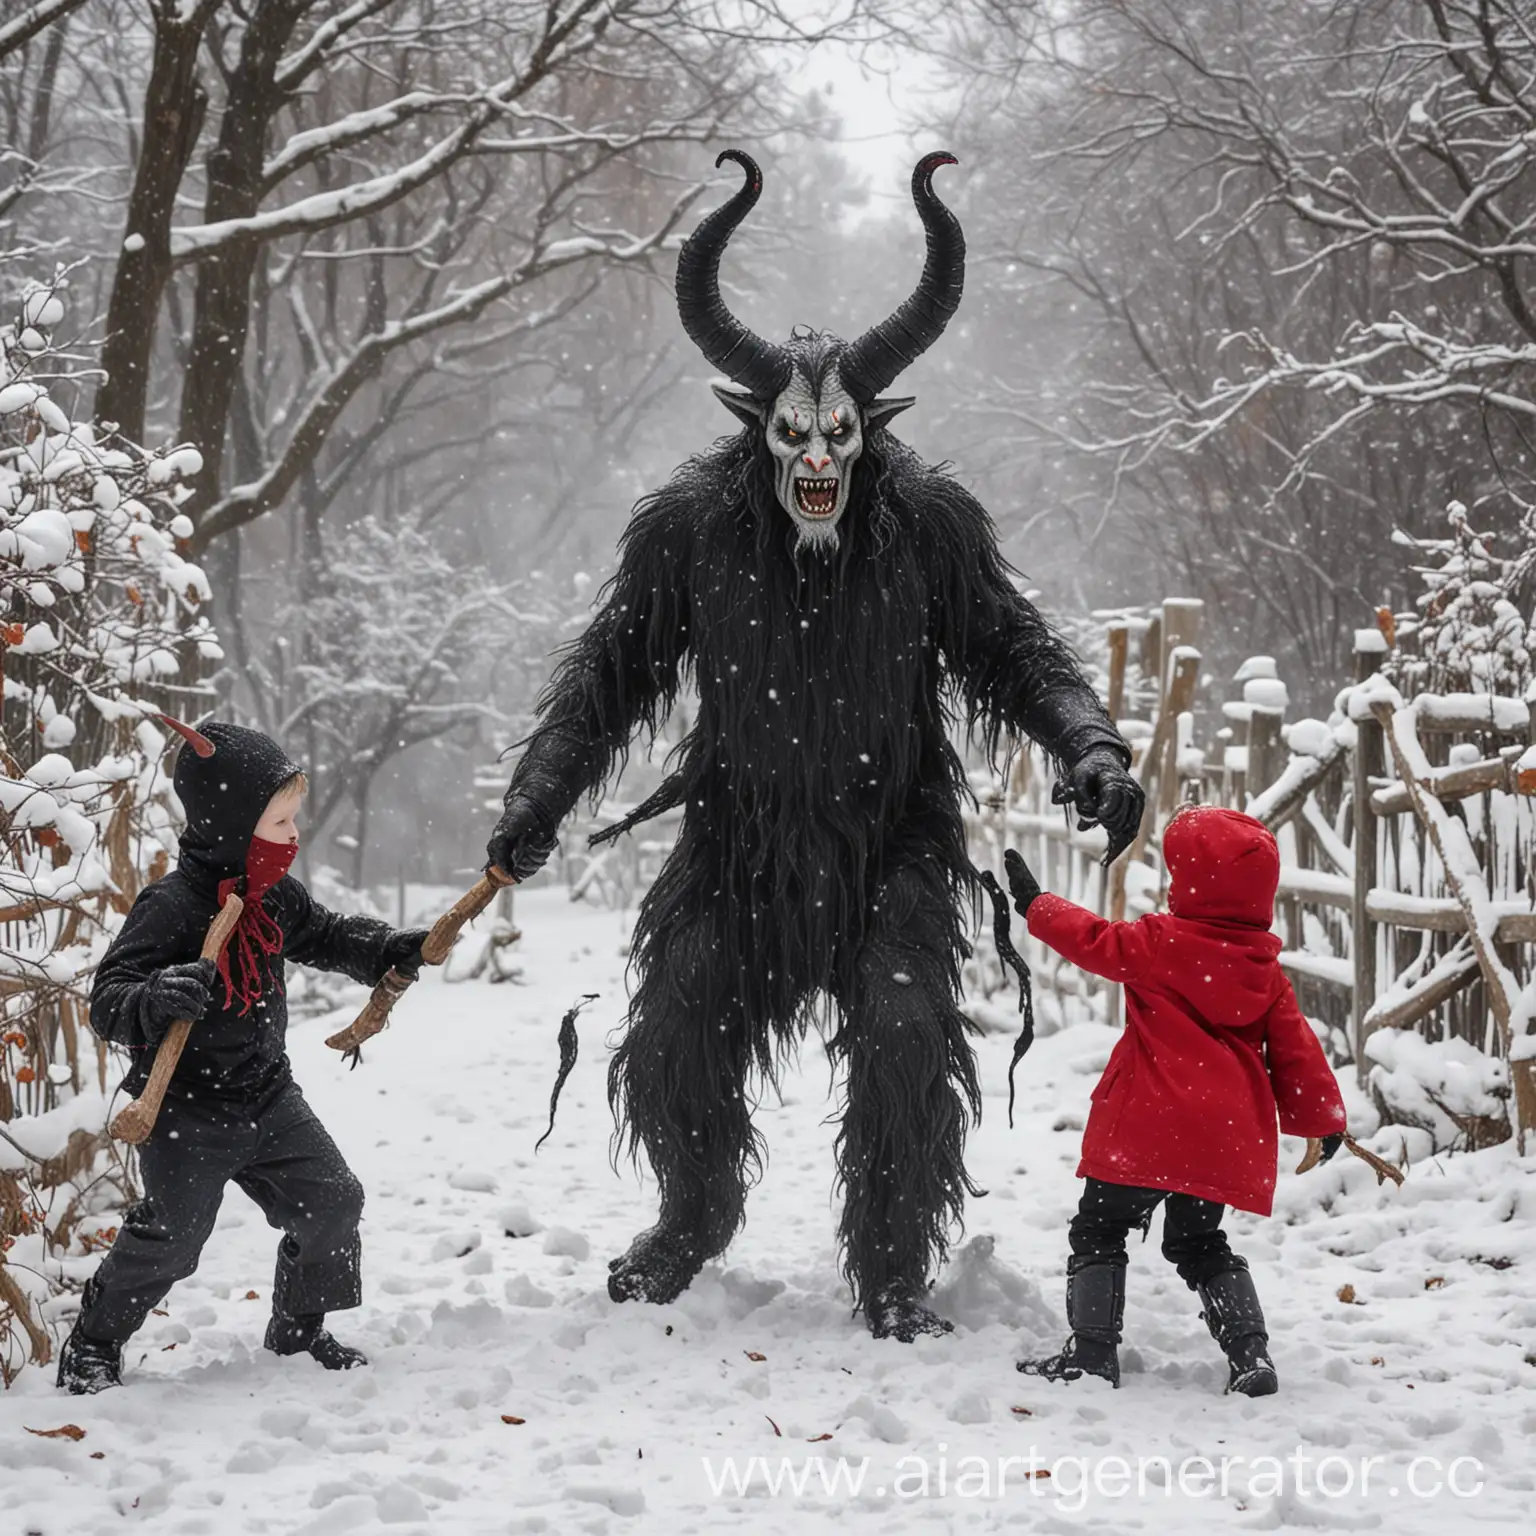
[
  {"left": 109, "top": 896, "right": 245, "bottom": 1145},
  {"left": 1248, "top": 735, "right": 1347, "bottom": 830},
  {"left": 1277, "top": 867, "right": 1352, "bottom": 910},
  {"left": 1370, "top": 747, "right": 1528, "bottom": 816},
  {"left": 1360, "top": 946, "right": 1481, "bottom": 1033},
  {"left": 324, "top": 868, "right": 515, "bottom": 1056},
  {"left": 0, "top": 897, "right": 67, "bottom": 924},
  {"left": 1280, "top": 951, "right": 1353, "bottom": 991},
  {"left": 1366, "top": 890, "right": 1536, "bottom": 941},
  {"left": 0, "top": 0, "right": 89, "bottom": 63},
  {"left": 1367, "top": 891, "right": 1470, "bottom": 933},
  {"left": 1295, "top": 1133, "right": 1406, "bottom": 1186}
]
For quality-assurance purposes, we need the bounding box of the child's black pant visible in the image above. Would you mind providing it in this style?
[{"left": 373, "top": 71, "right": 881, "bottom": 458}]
[
  {"left": 80, "top": 1083, "right": 363, "bottom": 1342},
  {"left": 1069, "top": 1176, "right": 1243, "bottom": 1289}
]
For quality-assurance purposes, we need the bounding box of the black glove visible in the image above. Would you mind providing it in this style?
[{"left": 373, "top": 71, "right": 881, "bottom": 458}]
[
  {"left": 1003, "top": 848, "right": 1043, "bottom": 918},
  {"left": 1317, "top": 1133, "right": 1344, "bottom": 1165},
  {"left": 1059, "top": 745, "right": 1145, "bottom": 866},
  {"left": 382, "top": 927, "right": 430, "bottom": 980},
  {"left": 142, "top": 959, "right": 217, "bottom": 1045},
  {"left": 486, "top": 795, "right": 560, "bottom": 881}
]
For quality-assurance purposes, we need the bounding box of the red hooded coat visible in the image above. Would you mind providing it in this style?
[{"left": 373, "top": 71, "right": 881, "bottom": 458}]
[{"left": 1026, "top": 805, "right": 1346, "bottom": 1216}]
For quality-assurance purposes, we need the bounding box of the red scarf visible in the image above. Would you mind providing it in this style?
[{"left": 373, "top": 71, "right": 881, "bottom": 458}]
[{"left": 216, "top": 837, "right": 298, "bottom": 1017}]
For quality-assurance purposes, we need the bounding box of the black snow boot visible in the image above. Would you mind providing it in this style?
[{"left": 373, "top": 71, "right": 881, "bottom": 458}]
[
  {"left": 56, "top": 1323, "right": 123, "bottom": 1395},
  {"left": 265, "top": 1310, "right": 367, "bottom": 1371},
  {"left": 1197, "top": 1265, "right": 1278, "bottom": 1397},
  {"left": 57, "top": 1278, "right": 124, "bottom": 1395},
  {"left": 1017, "top": 1262, "right": 1122, "bottom": 1387}
]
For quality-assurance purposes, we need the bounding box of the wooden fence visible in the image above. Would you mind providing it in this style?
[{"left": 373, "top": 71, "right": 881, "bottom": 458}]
[
  {"left": 559, "top": 595, "right": 1536, "bottom": 1149},
  {"left": 967, "top": 599, "right": 1536, "bottom": 1149}
]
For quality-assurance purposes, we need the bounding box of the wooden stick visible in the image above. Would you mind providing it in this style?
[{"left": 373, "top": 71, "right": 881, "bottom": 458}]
[
  {"left": 109, "top": 895, "right": 245, "bottom": 1146},
  {"left": 1295, "top": 1134, "right": 1406, "bottom": 1186},
  {"left": 324, "top": 867, "right": 514, "bottom": 1057},
  {"left": 1344, "top": 1133, "right": 1407, "bottom": 1186}
]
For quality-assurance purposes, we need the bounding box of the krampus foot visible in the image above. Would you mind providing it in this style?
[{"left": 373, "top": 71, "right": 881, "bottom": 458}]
[
  {"left": 866, "top": 1285, "right": 955, "bottom": 1342},
  {"left": 607, "top": 1224, "right": 709, "bottom": 1305},
  {"left": 1017, "top": 1336, "right": 1120, "bottom": 1387}
]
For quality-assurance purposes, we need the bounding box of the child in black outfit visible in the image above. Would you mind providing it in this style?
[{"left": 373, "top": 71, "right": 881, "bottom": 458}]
[{"left": 57, "top": 719, "right": 427, "bottom": 1394}]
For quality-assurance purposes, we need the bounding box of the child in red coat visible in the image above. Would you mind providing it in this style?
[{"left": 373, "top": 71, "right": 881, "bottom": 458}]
[{"left": 1006, "top": 805, "right": 1346, "bottom": 1396}]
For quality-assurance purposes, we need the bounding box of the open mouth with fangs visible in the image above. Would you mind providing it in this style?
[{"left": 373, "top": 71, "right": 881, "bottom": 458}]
[{"left": 793, "top": 477, "right": 840, "bottom": 518}]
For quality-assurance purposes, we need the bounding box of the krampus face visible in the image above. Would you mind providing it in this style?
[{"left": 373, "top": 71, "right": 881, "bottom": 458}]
[
  {"left": 712, "top": 365, "right": 916, "bottom": 555},
  {"left": 765, "top": 372, "right": 863, "bottom": 550}
]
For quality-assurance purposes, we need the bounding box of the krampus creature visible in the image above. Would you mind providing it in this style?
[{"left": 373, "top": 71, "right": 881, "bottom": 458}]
[{"left": 488, "top": 151, "right": 1143, "bottom": 1340}]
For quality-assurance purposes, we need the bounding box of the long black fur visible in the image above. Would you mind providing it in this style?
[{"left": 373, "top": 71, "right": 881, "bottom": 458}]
[
  {"left": 979, "top": 870, "right": 1036, "bottom": 1129},
  {"left": 508, "top": 383, "right": 1118, "bottom": 1314},
  {"left": 536, "top": 993, "right": 598, "bottom": 1151}
]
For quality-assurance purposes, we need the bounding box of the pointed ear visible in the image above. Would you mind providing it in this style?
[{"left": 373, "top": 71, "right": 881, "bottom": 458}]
[
  {"left": 710, "top": 382, "right": 768, "bottom": 428},
  {"left": 863, "top": 395, "right": 916, "bottom": 431}
]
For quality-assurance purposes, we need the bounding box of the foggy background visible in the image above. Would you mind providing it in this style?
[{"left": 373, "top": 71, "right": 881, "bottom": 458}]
[{"left": 6, "top": 0, "right": 1531, "bottom": 888}]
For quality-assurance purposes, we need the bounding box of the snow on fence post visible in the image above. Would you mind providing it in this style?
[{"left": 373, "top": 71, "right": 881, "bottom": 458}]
[{"left": 1351, "top": 630, "right": 1387, "bottom": 1080}]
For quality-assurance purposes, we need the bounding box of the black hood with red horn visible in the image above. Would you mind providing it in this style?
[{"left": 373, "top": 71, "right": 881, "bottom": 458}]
[{"left": 166, "top": 717, "right": 303, "bottom": 891}]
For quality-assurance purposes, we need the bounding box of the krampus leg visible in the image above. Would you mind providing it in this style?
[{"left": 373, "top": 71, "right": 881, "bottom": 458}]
[
  {"left": 831, "top": 865, "right": 980, "bottom": 1341},
  {"left": 607, "top": 913, "right": 761, "bottom": 1306}
]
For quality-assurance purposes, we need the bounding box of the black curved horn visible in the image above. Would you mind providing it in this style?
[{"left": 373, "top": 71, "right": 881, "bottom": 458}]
[
  {"left": 675, "top": 150, "right": 793, "bottom": 401},
  {"left": 838, "top": 152, "right": 966, "bottom": 402}
]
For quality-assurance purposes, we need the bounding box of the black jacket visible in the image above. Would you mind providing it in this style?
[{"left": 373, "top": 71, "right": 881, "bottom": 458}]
[{"left": 90, "top": 721, "right": 397, "bottom": 1105}]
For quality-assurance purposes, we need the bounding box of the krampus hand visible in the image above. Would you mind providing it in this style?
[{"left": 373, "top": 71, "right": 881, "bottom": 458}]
[
  {"left": 1003, "top": 848, "right": 1043, "bottom": 918},
  {"left": 143, "top": 959, "right": 217, "bottom": 1044},
  {"left": 382, "top": 927, "right": 430, "bottom": 979},
  {"left": 487, "top": 796, "right": 560, "bottom": 882},
  {"left": 1061, "top": 746, "right": 1145, "bottom": 866}
]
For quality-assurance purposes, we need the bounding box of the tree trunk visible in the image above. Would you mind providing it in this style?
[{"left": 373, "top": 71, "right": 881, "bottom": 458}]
[
  {"left": 93, "top": 7, "right": 212, "bottom": 441},
  {"left": 177, "top": 2, "right": 303, "bottom": 527}
]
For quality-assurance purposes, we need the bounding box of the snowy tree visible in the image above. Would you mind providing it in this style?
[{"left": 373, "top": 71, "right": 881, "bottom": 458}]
[
  {"left": 0, "top": 271, "right": 213, "bottom": 1384},
  {"left": 920, "top": 0, "right": 1536, "bottom": 699},
  {"left": 1387, "top": 501, "right": 1534, "bottom": 699},
  {"left": 243, "top": 513, "right": 579, "bottom": 887}
]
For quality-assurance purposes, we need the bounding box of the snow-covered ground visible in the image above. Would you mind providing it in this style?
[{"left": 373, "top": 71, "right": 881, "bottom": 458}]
[{"left": 3, "top": 888, "right": 1534, "bottom": 1533}]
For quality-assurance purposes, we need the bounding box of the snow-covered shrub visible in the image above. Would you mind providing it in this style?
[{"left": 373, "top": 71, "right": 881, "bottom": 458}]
[
  {"left": 1364, "top": 1026, "right": 1510, "bottom": 1152},
  {"left": 1387, "top": 502, "right": 1533, "bottom": 697},
  {"left": 1, "top": 274, "right": 216, "bottom": 1384}
]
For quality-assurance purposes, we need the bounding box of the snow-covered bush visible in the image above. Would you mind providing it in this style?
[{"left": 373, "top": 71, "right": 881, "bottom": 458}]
[
  {"left": 1364, "top": 1027, "right": 1510, "bottom": 1153},
  {"left": 1387, "top": 502, "right": 1533, "bottom": 697},
  {"left": 1, "top": 274, "right": 216, "bottom": 1384}
]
